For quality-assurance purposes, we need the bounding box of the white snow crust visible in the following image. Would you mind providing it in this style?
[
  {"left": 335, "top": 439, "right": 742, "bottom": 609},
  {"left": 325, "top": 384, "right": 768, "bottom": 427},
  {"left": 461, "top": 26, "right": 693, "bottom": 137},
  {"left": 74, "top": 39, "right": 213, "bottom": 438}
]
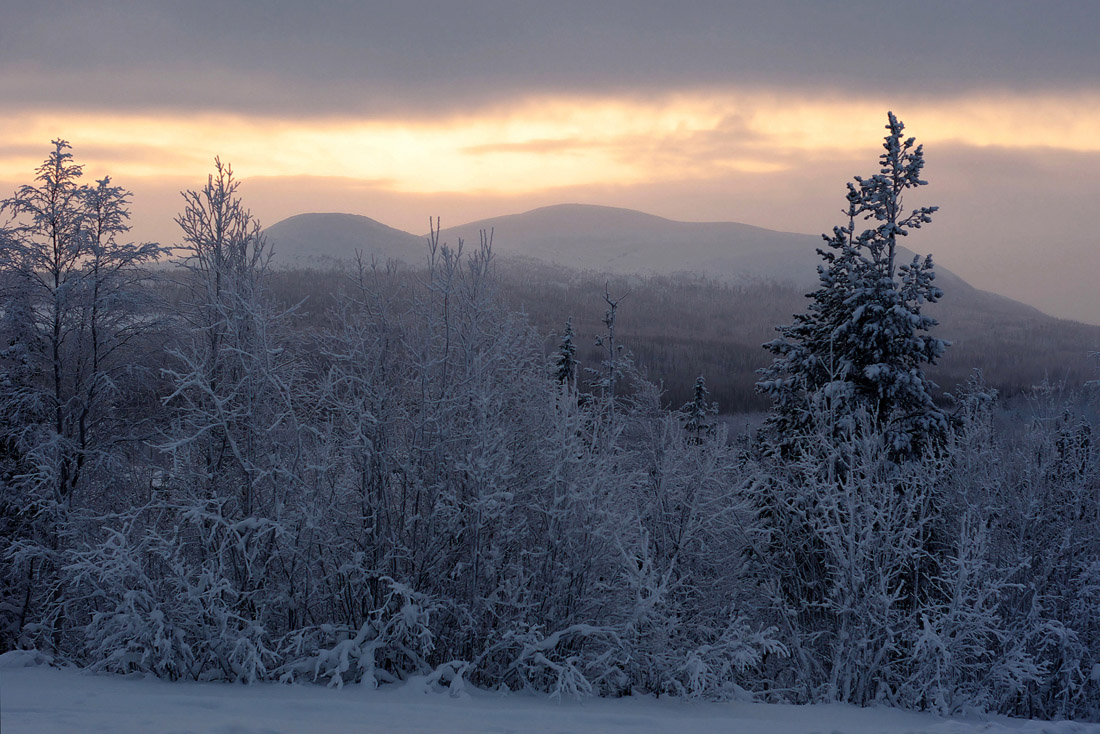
[{"left": 3, "top": 661, "right": 1096, "bottom": 734}]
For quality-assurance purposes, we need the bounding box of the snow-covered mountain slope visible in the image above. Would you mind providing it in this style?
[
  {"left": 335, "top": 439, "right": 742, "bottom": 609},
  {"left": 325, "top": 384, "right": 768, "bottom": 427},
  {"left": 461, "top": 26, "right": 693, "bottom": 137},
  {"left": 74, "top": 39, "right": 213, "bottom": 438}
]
[
  {"left": 437, "top": 203, "right": 824, "bottom": 286},
  {"left": 264, "top": 204, "right": 1030, "bottom": 314},
  {"left": 267, "top": 204, "right": 868, "bottom": 287},
  {"left": 264, "top": 212, "right": 424, "bottom": 268}
]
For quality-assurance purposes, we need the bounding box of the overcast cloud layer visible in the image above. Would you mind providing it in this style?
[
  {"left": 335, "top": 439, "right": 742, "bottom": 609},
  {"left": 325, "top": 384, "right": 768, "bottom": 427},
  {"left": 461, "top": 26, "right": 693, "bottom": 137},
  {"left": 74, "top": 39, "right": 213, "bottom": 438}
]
[{"left": 5, "top": 1, "right": 1100, "bottom": 116}]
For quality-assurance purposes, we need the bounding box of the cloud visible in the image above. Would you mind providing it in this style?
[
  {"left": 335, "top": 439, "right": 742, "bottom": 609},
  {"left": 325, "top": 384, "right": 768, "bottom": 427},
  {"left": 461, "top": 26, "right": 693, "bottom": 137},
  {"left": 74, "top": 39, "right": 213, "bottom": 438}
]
[
  {"left": 463, "top": 138, "right": 606, "bottom": 155},
  {"left": 6, "top": 92, "right": 1099, "bottom": 193},
  {"left": 2, "top": 1, "right": 1098, "bottom": 118}
]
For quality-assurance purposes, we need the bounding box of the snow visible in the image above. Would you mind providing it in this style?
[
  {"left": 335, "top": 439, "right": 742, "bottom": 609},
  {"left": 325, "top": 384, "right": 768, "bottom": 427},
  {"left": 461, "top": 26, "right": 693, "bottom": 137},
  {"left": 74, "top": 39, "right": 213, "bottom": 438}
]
[{"left": 2, "top": 662, "right": 1096, "bottom": 734}]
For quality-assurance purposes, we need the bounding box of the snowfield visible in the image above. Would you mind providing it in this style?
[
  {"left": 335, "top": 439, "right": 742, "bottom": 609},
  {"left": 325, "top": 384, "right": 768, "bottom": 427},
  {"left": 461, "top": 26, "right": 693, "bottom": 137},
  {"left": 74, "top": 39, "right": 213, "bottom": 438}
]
[{"left": 2, "top": 656, "right": 1096, "bottom": 734}]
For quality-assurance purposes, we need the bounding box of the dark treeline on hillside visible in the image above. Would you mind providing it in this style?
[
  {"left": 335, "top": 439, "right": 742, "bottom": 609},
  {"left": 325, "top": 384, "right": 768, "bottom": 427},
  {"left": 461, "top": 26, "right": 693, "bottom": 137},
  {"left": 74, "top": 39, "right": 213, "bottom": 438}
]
[
  {"left": 260, "top": 260, "right": 1100, "bottom": 414},
  {"left": 494, "top": 260, "right": 1100, "bottom": 413},
  {"left": 2, "top": 131, "right": 1099, "bottom": 722}
]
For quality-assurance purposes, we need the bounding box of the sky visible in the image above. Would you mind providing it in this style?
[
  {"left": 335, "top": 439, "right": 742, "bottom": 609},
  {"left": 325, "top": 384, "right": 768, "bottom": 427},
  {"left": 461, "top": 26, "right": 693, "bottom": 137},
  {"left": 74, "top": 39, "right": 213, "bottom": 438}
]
[{"left": 3, "top": 0, "right": 1100, "bottom": 322}]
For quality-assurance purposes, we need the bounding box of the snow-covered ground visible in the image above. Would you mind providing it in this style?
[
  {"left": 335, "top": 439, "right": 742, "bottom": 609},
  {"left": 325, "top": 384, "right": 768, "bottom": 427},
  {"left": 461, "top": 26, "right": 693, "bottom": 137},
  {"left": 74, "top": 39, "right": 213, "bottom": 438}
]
[{"left": 2, "top": 655, "right": 1096, "bottom": 734}]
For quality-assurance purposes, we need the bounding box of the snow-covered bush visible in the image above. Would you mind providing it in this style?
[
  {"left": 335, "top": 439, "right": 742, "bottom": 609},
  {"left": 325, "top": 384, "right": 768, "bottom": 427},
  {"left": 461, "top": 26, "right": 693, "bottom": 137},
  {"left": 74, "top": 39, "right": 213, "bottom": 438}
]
[
  {"left": 907, "top": 513, "right": 1040, "bottom": 715},
  {"left": 278, "top": 578, "right": 437, "bottom": 688},
  {"left": 616, "top": 407, "right": 779, "bottom": 697},
  {"left": 63, "top": 505, "right": 281, "bottom": 682},
  {"left": 748, "top": 402, "right": 950, "bottom": 705}
]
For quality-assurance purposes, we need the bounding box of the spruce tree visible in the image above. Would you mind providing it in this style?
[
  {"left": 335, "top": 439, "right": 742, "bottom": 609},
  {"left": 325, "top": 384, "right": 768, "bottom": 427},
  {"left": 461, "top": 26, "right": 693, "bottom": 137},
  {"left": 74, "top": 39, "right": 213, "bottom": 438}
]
[
  {"left": 680, "top": 375, "right": 718, "bottom": 440},
  {"left": 554, "top": 317, "right": 578, "bottom": 387},
  {"left": 758, "top": 112, "right": 947, "bottom": 459}
]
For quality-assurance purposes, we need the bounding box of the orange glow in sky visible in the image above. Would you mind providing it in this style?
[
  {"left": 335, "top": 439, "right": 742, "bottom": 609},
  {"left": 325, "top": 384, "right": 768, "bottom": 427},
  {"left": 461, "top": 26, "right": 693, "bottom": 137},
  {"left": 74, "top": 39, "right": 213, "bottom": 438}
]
[{"left": 4, "top": 90, "right": 1099, "bottom": 194}]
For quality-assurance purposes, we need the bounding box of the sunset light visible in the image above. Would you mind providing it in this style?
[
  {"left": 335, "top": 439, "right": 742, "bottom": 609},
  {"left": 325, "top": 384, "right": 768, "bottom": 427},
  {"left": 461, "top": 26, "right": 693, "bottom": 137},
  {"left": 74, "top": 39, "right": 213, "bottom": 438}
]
[{"left": 5, "top": 91, "right": 1100, "bottom": 194}]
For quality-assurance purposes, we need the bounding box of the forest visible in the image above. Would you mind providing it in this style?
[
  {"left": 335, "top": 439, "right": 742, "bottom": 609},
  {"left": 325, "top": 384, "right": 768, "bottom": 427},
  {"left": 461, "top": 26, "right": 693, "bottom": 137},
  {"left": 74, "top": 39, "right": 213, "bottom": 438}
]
[
  {"left": 262, "top": 261, "right": 1100, "bottom": 415},
  {"left": 1, "top": 116, "right": 1098, "bottom": 722}
]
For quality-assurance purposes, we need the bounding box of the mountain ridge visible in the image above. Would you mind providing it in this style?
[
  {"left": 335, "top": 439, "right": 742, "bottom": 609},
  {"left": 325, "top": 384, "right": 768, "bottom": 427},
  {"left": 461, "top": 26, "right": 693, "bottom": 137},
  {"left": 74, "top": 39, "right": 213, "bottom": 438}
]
[
  {"left": 264, "top": 212, "right": 423, "bottom": 267},
  {"left": 263, "top": 203, "right": 1031, "bottom": 316}
]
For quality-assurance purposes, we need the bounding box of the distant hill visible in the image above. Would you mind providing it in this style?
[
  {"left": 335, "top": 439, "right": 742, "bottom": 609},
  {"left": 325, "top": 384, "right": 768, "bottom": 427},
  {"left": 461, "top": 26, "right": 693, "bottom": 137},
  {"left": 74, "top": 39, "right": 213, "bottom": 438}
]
[
  {"left": 264, "top": 212, "right": 423, "bottom": 268},
  {"left": 266, "top": 204, "right": 1053, "bottom": 329},
  {"left": 265, "top": 205, "right": 992, "bottom": 296},
  {"left": 436, "top": 204, "right": 823, "bottom": 287}
]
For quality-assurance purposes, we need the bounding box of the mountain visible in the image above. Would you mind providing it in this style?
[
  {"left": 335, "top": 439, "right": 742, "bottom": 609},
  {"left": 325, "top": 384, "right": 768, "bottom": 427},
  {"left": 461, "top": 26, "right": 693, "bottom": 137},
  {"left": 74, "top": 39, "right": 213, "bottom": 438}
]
[
  {"left": 262, "top": 206, "right": 1075, "bottom": 324},
  {"left": 436, "top": 204, "right": 823, "bottom": 286},
  {"left": 266, "top": 204, "right": 1047, "bottom": 318},
  {"left": 265, "top": 204, "right": 981, "bottom": 294},
  {"left": 265, "top": 205, "right": 831, "bottom": 285},
  {"left": 261, "top": 205, "right": 1067, "bottom": 339},
  {"left": 264, "top": 212, "right": 423, "bottom": 268}
]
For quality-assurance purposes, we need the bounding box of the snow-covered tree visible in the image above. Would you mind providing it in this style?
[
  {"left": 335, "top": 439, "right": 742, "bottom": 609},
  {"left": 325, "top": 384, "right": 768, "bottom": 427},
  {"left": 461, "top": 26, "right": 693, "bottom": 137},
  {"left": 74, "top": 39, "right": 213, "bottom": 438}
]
[
  {"left": 554, "top": 317, "right": 578, "bottom": 387},
  {"left": 758, "top": 112, "right": 947, "bottom": 459},
  {"left": 680, "top": 375, "right": 718, "bottom": 440},
  {"left": 588, "top": 285, "right": 634, "bottom": 404},
  {"left": 166, "top": 157, "right": 294, "bottom": 516},
  {"left": 84, "top": 158, "right": 317, "bottom": 681},
  {"left": 0, "top": 141, "right": 163, "bottom": 650},
  {"left": 750, "top": 117, "right": 952, "bottom": 702}
]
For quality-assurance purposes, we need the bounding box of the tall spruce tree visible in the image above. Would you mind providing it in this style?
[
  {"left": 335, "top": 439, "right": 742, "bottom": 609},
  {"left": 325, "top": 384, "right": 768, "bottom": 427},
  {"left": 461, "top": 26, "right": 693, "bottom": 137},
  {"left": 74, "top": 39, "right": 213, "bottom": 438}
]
[
  {"left": 554, "top": 317, "right": 578, "bottom": 387},
  {"left": 758, "top": 112, "right": 947, "bottom": 458},
  {"left": 680, "top": 375, "right": 718, "bottom": 440}
]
